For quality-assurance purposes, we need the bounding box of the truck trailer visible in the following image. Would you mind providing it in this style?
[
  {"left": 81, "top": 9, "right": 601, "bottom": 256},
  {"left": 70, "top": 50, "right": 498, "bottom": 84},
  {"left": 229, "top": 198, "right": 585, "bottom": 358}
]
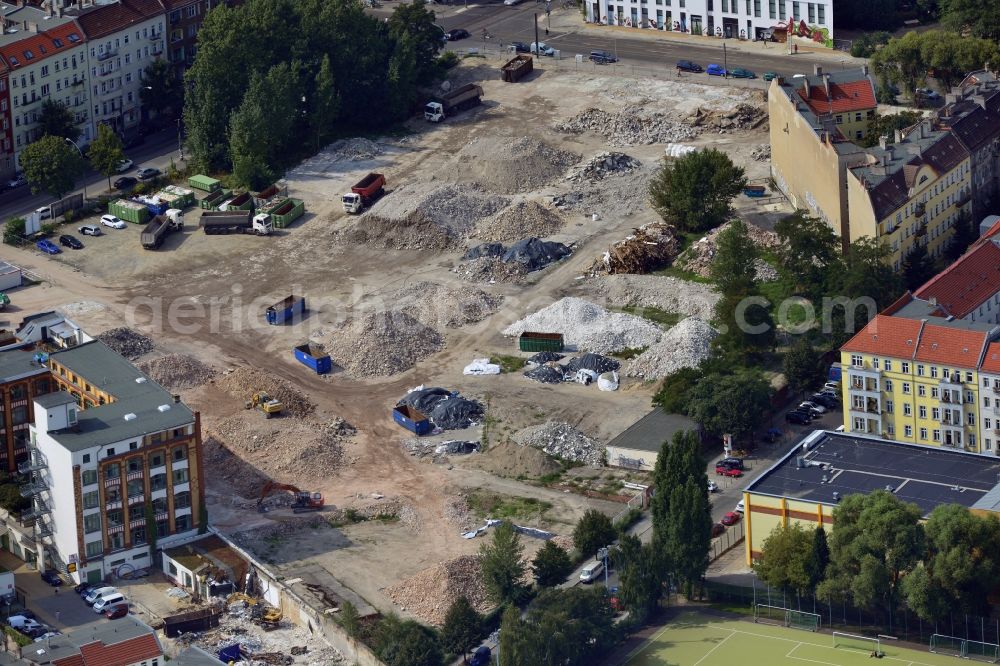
[
  {"left": 140, "top": 209, "right": 184, "bottom": 249},
  {"left": 199, "top": 210, "right": 273, "bottom": 236},
  {"left": 424, "top": 83, "right": 483, "bottom": 122},
  {"left": 342, "top": 173, "right": 385, "bottom": 214}
]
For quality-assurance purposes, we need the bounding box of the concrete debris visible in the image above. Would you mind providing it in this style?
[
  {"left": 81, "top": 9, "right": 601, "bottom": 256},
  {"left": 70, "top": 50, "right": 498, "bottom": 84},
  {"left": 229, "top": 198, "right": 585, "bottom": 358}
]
[
  {"left": 474, "top": 200, "right": 565, "bottom": 243},
  {"left": 136, "top": 354, "right": 216, "bottom": 390},
  {"left": 383, "top": 555, "right": 491, "bottom": 626},
  {"left": 326, "top": 137, "right": 383, "bottom": 161},
  {"left": 566, "top": 152, "right": 641, "bottom": 182},
  {"left": 453, "top": 256, "right": 529, "bottom": 284},
  {"left": 584, "top": 274, "right": 720, "bottom": 321},
  {"left": 624, "top": 317, "right": 719, "bottom": 380},
  {"left": 443, "top": 135, "right": 580, "bottom": 194},
  {"left": 751, "top": 144, "right": 771, "bottom": 161},
  {"left": 464, "top": 237, "right": 571, "bottom": 273},
  {"left": 504, "top": 297, "right": 663, "bottom": 354},
  {"left": 217, "top": 367, "right": 315, "bottom": 417},
  {"left": 753, "top": 258, "right": 780, "bottom": 282},
  {"left": 674, "top": 221, "right": 781, "bottom": 278},
  {"left": 386, "top": 281, "right": 503, "bottom": 329},
  {"left": 589, "top": 222, "right": 680, "bottom": 275},
  {"left": 684, "top": 104, "right": 767, "bottom": 132},
  {"left": 513, "top": 421, "right": 603, "bottom": 467},
  {"left": 321, "top": 310, "right": 443, "bottom": 377},
  {"left": 555, "top": 107, "right": 699, "bottom": 146},
  {"left": 404, "top": 438, "right": 480, "bottom": 461},
  {"left": 97, "top": 327, "right": 154, "bottom": 360}
]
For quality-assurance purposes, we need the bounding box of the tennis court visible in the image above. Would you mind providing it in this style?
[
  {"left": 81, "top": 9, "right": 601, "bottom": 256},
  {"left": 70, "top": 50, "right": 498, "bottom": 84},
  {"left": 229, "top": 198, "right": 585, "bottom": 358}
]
[{"left": 622, "top": 611, "right": 973, "bottom": 666}]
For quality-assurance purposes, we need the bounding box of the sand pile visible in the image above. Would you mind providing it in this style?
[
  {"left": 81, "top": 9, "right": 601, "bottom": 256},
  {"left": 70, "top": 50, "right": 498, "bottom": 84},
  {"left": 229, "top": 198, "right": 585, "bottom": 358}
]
[
  {"left": 383, "top": 555, "right": 491, "bottom": 626},
  {"left": 443, "top": 135, "right": 579, "bottom": 194}
]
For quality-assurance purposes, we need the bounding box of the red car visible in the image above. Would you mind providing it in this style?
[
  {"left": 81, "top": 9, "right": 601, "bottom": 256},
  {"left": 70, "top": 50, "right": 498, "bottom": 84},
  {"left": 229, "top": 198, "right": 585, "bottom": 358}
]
[
  {"left": 104, "top": 604, "right": 128, "bottom": 620},
  {"left": 721, "top": 511, "right": 741, "bottom": 526},
  {"left": 715, "top": 465, "right": 742, "bottom": 478}
]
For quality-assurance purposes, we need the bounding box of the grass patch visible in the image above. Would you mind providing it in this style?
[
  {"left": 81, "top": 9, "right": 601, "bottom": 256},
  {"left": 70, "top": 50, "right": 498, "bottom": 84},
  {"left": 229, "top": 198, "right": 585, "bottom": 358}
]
[
  {"left": 610, "top": 346, "right": 647, "bottom": 361},
  {"left": 654, "top": 264, "right": 714, "bottom": 283},
  {"left": 467, "top": 492, "right": 553, "bottom": 521},
  {"left": 491, "top": 355, "right": 525, "bottom": 373},
  {"left": 618, "top": 305, "right": 682, "bottom": 328}
]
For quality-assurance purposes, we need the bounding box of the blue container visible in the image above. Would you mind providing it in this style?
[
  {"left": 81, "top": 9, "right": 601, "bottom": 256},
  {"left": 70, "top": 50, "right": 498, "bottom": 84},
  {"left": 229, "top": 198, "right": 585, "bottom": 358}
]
[
  {"left": 393, "top": 404, "right": 431, "bottom": 435},
  {"left": 266, "top": 295, "right": 306, "bottom": 325},
  {"left": 294, "top": 344, "right": 332, "bottom": 375}
]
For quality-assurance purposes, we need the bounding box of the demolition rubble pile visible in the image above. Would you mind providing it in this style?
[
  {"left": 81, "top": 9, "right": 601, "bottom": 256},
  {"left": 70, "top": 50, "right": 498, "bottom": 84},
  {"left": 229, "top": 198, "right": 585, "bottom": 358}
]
[
  {"left": 98, "top": 327, "right": 154, "bottom": 360},
  {"left": 624, "top": 317, "right": 719, "bottom": 380},
  {"left": 685, "top": 103, "right": 767, "bottom": 132},
  {"left": 556, "top": 107, "right": 699, "bottom": 146},
  {"left": 464, "top": 237, "right": 572, "bottom": 273},
  {"left": 513, "top": 421, "right": 604, "bottom": 467},
  {"left": 674, "top": 221, "right": 781, "bottom": 277},
  {"left": 322, "top": 310, "right": 444, "bottom": 377},
  {"left": 751, "top": 144, "right": 771, "bottom": 161},
  {"left": 397, "top": 387, "right": 484, "bottom": 430},
  {"left": 474, "top": 200, "right": 565, "bottom": 242},
  {"left": 504, "top": 297, "right": 662, "bottom": 354},
  {"left": 216, "top": 367, "right": 315, "bottom": 417},
  {"left": 388, "top": 281, "right": 504, "bottom": 329},
  {"left": 444, "top": 135, "right": 580, "bottom": 194},
  {"left": 585, "top": 274, "right": 719, "bottom": 321},
  {"left": 588, "top": 222, "right": 680, "bottom": 275},
  {"left": 136, "top": 354, "right": 216, "bottom": 390},
  {"left": 566, "top": 152, "right": 641, "bottom": 182},
  {"left": 383, "top": 555, "right": 491, "bottom": 626}
]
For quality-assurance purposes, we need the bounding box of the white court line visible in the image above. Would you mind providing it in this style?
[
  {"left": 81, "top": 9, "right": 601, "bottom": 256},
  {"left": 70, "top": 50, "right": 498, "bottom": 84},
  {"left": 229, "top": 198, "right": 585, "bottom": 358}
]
[
  {"left": 621, "top": 622, "right": 675, "bottom": 665},
  {"left": 692, "top": 631, "right": 735, "bottom": 666},
  {"left": 719, "top": 626, "right": 942, "bottom": 666},
  {"left": 786, "top": 643, "right": 841, "bottom": 666}
]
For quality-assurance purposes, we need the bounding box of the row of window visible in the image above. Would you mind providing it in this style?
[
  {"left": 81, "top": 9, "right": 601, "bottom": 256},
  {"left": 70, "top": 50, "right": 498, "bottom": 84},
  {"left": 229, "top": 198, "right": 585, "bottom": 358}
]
[
  {"left": 870, "top": 420, "right": 974, "bottom": 447},
  {"left": 84, "top": 491, "right": 192, "bottom": 533},
  {"left": 891, "top": 163, "right": 971, "bottom": 226},
  {"left": 850, "top": 356, "right": 976, "bottom": 383},
  {"left": 86, "top": 514, "right": 191, "bottom": 558},
  {"left": 618, "top": 0, "right": 826, "bottom": 23},
  {"left": 89, "top": 24, "right": 165, "bottom": 58}
]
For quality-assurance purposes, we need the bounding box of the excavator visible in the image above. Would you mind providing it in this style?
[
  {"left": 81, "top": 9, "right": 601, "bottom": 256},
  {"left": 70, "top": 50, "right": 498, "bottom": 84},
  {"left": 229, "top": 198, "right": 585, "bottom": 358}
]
[
  {"left": 245, "top": 392, "right": 283, "bottom": 418},
  {"left": 256, "top": 481, "right": 324, "bottom": 513}
]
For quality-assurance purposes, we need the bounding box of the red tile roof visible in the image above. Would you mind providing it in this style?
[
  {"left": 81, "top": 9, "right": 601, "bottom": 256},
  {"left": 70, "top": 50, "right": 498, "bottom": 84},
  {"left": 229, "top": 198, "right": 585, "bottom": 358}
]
[
  {"left": 52, "top": 656, "right": 86, "bottom": 666},
  {"left": 71, "top": 0, "right": 164, "bottom": 39},
  {"left": 841, "top": 315, "right": 924, "bottom": 359},
  {"left": 979, "top": 343, "right": 1000, "bottom": 374},
  {"left": 0, "top": 22, "right": 84, "bottom": 69},
  {"left": 74, "top": 633, "right": 162, "bottom": 666},
  {"left": 915, "top": 235, "right": 1000, "bottom": 319},
  {"left": 797, "top": 78, "right": 877, "bottom": 116},
  {"left": 913, "top": 323, "right": 990, "bottom": 366}
]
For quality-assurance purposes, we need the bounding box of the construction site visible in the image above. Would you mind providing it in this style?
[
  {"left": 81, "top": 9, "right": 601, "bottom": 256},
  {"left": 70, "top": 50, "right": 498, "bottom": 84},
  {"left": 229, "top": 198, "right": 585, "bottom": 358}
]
[{"left": 0, "top": 59, "right": 785, "bottom": 649}]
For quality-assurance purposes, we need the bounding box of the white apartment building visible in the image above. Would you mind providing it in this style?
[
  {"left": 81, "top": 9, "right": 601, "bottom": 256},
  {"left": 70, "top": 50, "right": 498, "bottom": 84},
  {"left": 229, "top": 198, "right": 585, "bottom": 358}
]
[
  {"left": 23, "top": 339, "right": 204, "bottom": 584},
  {"left": 980, "top": 345, "right": 1000, "bottom": 455},
  {"left": 68, "top": 0, "right": 166, "bottom": 138},
  {"left": 585, "top": 0, "right": 833, "bottom": 41}
]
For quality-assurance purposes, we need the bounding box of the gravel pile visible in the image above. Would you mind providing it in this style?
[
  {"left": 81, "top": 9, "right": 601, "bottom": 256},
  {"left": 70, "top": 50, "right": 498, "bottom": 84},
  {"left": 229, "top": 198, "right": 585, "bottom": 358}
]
[
  {"left": 624, "top": 317, "right": 719, "bottom": 380},
  {"left": 585, "top": 274, "right": 720, "bottom": 321},
  {"left": 753, "top": 258, "right": 780, "bottom": 282},
  {"left": 464, "top": 237, "right": 571, "bottom": 273},
  {"left": 751, "top": 144, "right": 771, "bottom": 161},
  {"left": 556, "top": 108, "right": 699, "bottom": 146},
  {"left": 339, "top": 184, "right": 509, "bottom": 250},
  {"left": 443, "top": 135, "right": 580, "bottom": 194},
  {"left": 675, "top": 221, "right": 781, "bottom": 278},
  {"left": 97, "top": 327, "right": 154, "bottom": 360},
  {"left": 474, "top": 200, "right": 565, "bottom": 243},
  {"left": 327, "top": 137, "right": 383, "bottom": 161},
  {"left": 216, "top": 367, "right": 315, "bottom": 417},
  {"left": 387, "top": 281, "right": 503, "bottom": 329},
  {"left": 566, "top": 152, "right": 641, "bottom": 182},
  {"left": 513, "top": 422, "right": 603, "bottom": 467},
  {"left": 321, "top": 310, "right": 443, "bottom": 377},
  {"left": 685, "top": 104, "right": 767, "bottom": 132},
  {"left": 136, "top": 354, "right": 216, "bottom": 390},
  {"left": 454, "top": 256, "right": 529, "bottom": 284},
  {"left": 503, "top": 297, "right": 663, "bottom": 354},
  {"left": 383, "top": 555, "right": 491, "bottom": 626}
]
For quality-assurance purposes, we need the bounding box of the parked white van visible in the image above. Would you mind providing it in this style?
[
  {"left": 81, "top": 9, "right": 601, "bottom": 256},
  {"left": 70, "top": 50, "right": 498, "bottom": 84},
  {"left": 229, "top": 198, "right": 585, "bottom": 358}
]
[
  {"left": 84, "top": 586, "right": 116, "bottom": 605},
  {"left": 580, "top": 561, "right": 605, "bottom": 584},
  {"left": 93, "top": 593, "right": 125, "bottom": 613}
]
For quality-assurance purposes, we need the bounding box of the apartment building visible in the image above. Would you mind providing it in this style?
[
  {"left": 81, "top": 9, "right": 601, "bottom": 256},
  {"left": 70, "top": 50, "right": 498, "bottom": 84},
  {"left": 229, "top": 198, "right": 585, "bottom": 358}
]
[
  {"left": 67, "top": 0, "right": 165, "bottom": 138},
  {"left": 0, "top": 6, "right": 89, "bottom": 171},
  {"left": 939, "top": 72, "right": 1000, "bottom": 222},
  {"left": 0, "top": 344, "right": 51, "bottom": 474},
  {"left": 0, "top": 57, "right": 12, "bottom": 177},
  {"left": 162, "top": 0, "right": 241, "bottom": 78},
  {"left": 585, "top": 0, "right": 833, "bottom": 40},
  {"left": 22, "top": 339, "right": 204, "bottom": 583}
]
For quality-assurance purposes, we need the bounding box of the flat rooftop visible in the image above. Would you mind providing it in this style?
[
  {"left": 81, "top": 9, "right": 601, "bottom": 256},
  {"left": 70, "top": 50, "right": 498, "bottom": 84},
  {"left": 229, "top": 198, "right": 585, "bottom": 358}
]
[
  {"left": 747, "top": 431, "right": 1000, "bottom": 516},
  {"left": 606, "top": 407, "right": 698, "bottom": 453},
  {"left": 0, "top": 343, "right": 48, "bottom": 382}
]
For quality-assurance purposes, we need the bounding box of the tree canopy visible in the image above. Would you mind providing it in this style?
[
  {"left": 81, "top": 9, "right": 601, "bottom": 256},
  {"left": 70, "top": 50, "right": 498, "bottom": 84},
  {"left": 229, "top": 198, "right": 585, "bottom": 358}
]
[
  {"left": 38, "top": 99, "right": 80, "bottom": 142},
  {"left": 939, "top": 0, "right": 1000, "bottom": 40},
  {"left": 88, "top": 125, "right": 126, "bottom": 193},
  {"left": 573, "top": 509, "right": 617, "bottom": 560},
  {"left": 871, "top": 30, "right": 999, "bottom": 93},
  {"left": 20, "top": 135, "right": 86, "bottom": 199},
  {"left": 532, "top": 540, "right": 574, "bottom": 588},
  {"left": 140, "top": 58, "right": 182, "bottom": 117},
  {"left": 500, "top": 588, "right": 617, "bottom": 665},
  {"left": 649, "top": 149, "right": 746, "bottom": 233},
  {"left": 440, "top": 597, "right": 482, "bottom": 662},
  {"left": 686, "top": 370, "right": 772, "bottom": 442},
  {"left": 479, "top": 521, "right": 527, "bottom": 606},
  {"left": 374, "top": 614, "right": 443, "bottom": 666},
  {"left": 753, "top": 523, "right": 815, "bottom": 593},
  {"left": 783, "top": 337, "right": 825, "bottom": 396}
]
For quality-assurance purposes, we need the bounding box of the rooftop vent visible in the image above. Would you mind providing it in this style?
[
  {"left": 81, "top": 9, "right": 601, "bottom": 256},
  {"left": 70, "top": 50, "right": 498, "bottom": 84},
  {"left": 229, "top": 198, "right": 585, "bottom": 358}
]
[
  {"left": 135, "top": 377, "right": 146, "bottom": 384},
  {"left": 123, "top": 413, "right": 137, "bottom": 421},
  {"left": 157, "top": 404, "right": 170, "bottom": 413}
]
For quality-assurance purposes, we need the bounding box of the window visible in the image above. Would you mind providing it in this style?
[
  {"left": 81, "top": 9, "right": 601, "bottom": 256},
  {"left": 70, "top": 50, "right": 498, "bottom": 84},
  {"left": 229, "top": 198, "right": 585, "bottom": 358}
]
[
  {"left": 149, "top": 451, "right": 164, "bottom": 468},
  {"left": 931, "top": 387, "right": 938, "bottom": 398},
  {"left": 156, "top": 520, "right": 169, "bottom": 538},
  {"left": 172, "top": 468, "right": 188, "bottom": 485},
  {"left": 175, "top": 490, "right": 191, "bottom": 508},
  {"left": 152, "top": 497, "right": 167, "bottom": 513},
  {"left": 902, "top": 362, "right": 910, "bottom": 373},
  {"left": 40, "top": 65, "right": 48, "bottom": 77},
  {"left": 920, "top": 428, "right": 927, "bottom": 440},
  {"left": 966, "top": 390, "right": 974, "bottom": 403},
  {"left": 902, "top": 382, "right": 911, "bottom": 394},
  {"left": 175, "top": 514, "right": 191, "bottom": 532},
  {"left": 11, "top": 406, "right": 27, "bottom": 425},
  {"left": 83, "top": 491, "right": 99, "bottom": 509},
  {"left": 986, "top": 418, "right": 992, "bottom": 429},
  {"left": 105, "top": 464, "right": 120, "bottom": 479},
  {"left": 969, "top": 412, "right": 976, "bottom": 426},
  {"left": 85, "top": 541, "right": 102, "bottom": 557},
  {"left": 904, "top": 403, "right": 912, "bottom": 416},
  {"left": 129, "top": 442, "right": 138, "bottom": 451},
  {"left": 932, "top": 407, "right": 940, "bottom": 420},
  {"left": 917, "top": 365, "right": 925, "bottom": 376},
  {"left": 967, "top": 371, "right": 974, "bottom": 383},
  {"left": 127, "top": 457, "right": 142, "bottom": 473},
  {"left": 106, "top": 447, "right": 115, "bottom": 457},
  {"left": 918, "top": 385, "right": 926, "bottom": 397},
  {"left": 186, "top": 4, "right": 198, "bottom": 17},
  {"left": 905, "top": 425, "right": 913, "bottom": 437},
  {"left": 81, "top": 469, "right": 97, "bottom": 486},
  {"left": 931, "top": 366, "right": 938, "bottom": 378},
  {"left": 150, "top": 473, "right": 167, "bottom": 491},
  {"left": 83, "top": 513, "right": 101, "bottom": 533},
  {"left": 919, "top": 406, "right": 927, "bottom": 418},
  {"left": 173, "top": 446, "right": 187, "bottom": 461},
  {"left": 933, "top": 429, "right": 941, "bottom": 441},
  {"left": 131, "top": 526, "right": 146, "bottom": 545},
  {"left": 754, "top": 0, "right": 761, "bottom": 15},
  {"left": 885, "top": 379, "right": 893, "bottom": 391},
  {"left": 835, "top": 115, "right": 843, "bottom": 125},
  {"left": 109, "top": 533, "right": 124, "bottom": 550},
  {"left": 127, "top": 479, "right": 143, "bottom": 497},
  {"left": 885, "top": 400, "right": 894, "bottom": 413},
  {"left": 817, "top": 4, "right": 824, "bottom": 22},
  {"left": 851, "top": 354, "right": 863, "bottom": 367}
]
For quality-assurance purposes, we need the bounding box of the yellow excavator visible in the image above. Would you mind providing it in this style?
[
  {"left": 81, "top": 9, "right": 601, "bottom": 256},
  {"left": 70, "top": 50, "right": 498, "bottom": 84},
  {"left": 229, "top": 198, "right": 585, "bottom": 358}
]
[{"left": 246, "top": 392, "right": 283, "bottom": 418}]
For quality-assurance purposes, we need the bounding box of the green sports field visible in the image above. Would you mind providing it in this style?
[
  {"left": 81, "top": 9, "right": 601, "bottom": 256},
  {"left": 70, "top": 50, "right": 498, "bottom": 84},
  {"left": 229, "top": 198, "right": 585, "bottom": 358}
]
[{"left": 622, "top": 611, "right": 973, "bottom": 666}]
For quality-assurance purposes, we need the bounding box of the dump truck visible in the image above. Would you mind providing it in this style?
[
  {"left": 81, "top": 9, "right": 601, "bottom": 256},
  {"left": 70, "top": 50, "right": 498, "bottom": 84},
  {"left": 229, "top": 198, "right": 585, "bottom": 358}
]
[
  {"left": 424, "top": 83, "right": 483, "bottom": 122},
  {"left": 342, "top": 173, "right": 385, "bottom": 214},
  {"left": 199, "top": 210, "right": 273, "bottom": 235},
  {"left": 294, "top": 343, "right": 331, "bottom": 374},
  {"left": 501, "top": 54, "right": 533, "bottom": 82},
  {"left": 140, "top": 209, "right": 184, "bottom": 249},
  {"left": 246, "top": 392, "right": 283, "bottom": 418},
  {"left": 393, "top": 404, "right": 431, "bottom": 435},
  {"left": 266, "top": 295, "right": 306, "bottom": 325}
]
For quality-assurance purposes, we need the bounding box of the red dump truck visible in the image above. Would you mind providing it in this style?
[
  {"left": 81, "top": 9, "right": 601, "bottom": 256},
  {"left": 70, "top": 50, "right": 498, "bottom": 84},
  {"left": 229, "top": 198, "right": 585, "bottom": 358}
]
[{"left": 342, "top": 173, "right": 385, "bottom": 214}]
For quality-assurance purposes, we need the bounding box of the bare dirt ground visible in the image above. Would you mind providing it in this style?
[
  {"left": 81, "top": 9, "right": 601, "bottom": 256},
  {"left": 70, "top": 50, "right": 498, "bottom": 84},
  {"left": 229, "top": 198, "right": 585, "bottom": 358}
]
[{"left": 0, "top": 63, "right": 774, "bottom": 619}]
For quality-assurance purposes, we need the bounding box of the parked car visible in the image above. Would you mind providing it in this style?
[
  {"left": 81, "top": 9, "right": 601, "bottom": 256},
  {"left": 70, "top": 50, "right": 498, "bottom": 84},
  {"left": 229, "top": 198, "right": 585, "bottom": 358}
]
[
  {"left": 136, "top": 167, "right": 161, "bottom": 181},
  {"left": 93, "top": 593, "right": 125, "bottom": 613},
  {"left": 34, "top": 206, "right": 51, "bottom": 220},
  {"left": 715, "top": 465, "right": 742, "bottom": 478},
  {"left": 34, "top": 631, "right": 60, "bottom": 642},
  {"left": 104, "top": 604, "right": 129, "bottom": 620},
  {"left": 916, "top": 87, "right": 941, "bottom": 100},
  {"left": 7, "top": 616, "right": 42, "bottom": 632},
  {"left": 84, "top": 586, "right": 116, "bottom": 606},
  {"left": 444, "top": 28, "right": 470, "bottom": 41},
  {"left": 589, "top": 50, "right": 618, "bottom": 64},
  {"left": 580, "top": 561, "right": 605, "bottom": 583},
  {"left": 115, "top": 158, "right": 134, "bottom": 173},
  {"left": 721, "top": 511, "right": 741, "bottom": 526},
  {"left": 40, "top": 570, "right": 62, "bottom": 586},
  {"left": 762, "top": 71, "right": 779, "bottom": 81},
  {"left": 470, "top": 646, "right": 492, "bottom": 666},
  {"left": 59, "top": 234, "right": 83, "bottom": 249},
  {"left": 113, "top": 176, "right": 137, "bottom": 190},
  {"left": 823, "top": 381, "right": 840, "bottom": 391},
  {"left": 810, "top": 393, "right": 838, "bottom": 408},
  {"left": 719, "top": 457, "right": 745, "bottom": 470},
  {"left": 729, "top": 67, "right": 756, "bottom": 79},
  {"left": 7, "top": 174, "right": 27, "bottom": 189},
  {"left": 735, "top": 500, "right": 745, "bottom": 513},
  {"left": 711, "top": 523, "right": 726, "bottom": 537},
  {"left": 799, "top": 401, "right": 827, "bottom": 414},
  {"left": 78, "top": 224, "right": 102, "bottom": 236},
  {"left": 707, "top": 480, "right": 718, "bottom": 493},
  {"left": 706, "top": 64, "right": 727, "bottom": 76},
  {"left": 510, "top": 41, "right": 530, "bottom": 53},
  {"left": 530, "top": 41, "right": 555, "bottom": 56},
  {"left": 785, "top": 410, "right": 811, "bottom": 425},
  {"left": 676, "top": 60, "right": 702, "bottom": 72},
  {"left": 100, "top": 214, "right": 126, "bottom": 229},
  {"left": 503, "top": 0, "right": 524, "bottom": 5},
  {"left": 35, "top": 239, "right": 61, "bottom": 255}
]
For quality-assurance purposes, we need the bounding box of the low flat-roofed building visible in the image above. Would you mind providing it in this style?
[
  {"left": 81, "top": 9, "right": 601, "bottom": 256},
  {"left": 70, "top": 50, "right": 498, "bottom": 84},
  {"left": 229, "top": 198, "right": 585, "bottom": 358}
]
[
  {"left": 605, "top": 408, "right": 698, "bottom": 471},
  {"left": 743, "top": 430, "right": 1000, "bottom": 564}
]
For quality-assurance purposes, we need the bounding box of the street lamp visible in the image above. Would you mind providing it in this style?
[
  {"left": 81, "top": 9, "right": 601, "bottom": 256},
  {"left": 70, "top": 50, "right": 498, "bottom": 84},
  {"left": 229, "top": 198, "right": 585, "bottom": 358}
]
[
  {"left": 598, "top": 546, "right": 610, "bottom": 588},
  {"left": 64, "top": 138, "right": 87, "bottom": 201}
]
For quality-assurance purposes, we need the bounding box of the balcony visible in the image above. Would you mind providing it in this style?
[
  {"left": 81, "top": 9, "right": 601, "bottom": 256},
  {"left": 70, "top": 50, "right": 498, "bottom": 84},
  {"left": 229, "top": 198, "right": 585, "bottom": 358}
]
[
  {"left": 96, "top": 48, "right": 118, "bottom": 62},
  {"left": 915, "top": 225, "right": 927, "bottom": 237},
  {"left": 97, "top": 67, "right": 118, "bottom": 78},
  {"left": 148, "top": 31, "right": 162, "bottom": 41},
  {"left": 19, "top": 481, "right": 46, "bottom": 498},
  {"left": 34, "top": 521, "right": 51, "bottom": 539},
  {"left": 17, "top": 456, "right": 45, "bottom": 475},
  {"left": 20, "top": 500, "right": 49, "bottom": 523},
  {"left": 915, "top": 202, "right": 926, "bottom": 216},
  {"left": 956, "top": 191, "right": 971, "bottom": 207},
  {"left": 105, "top": 498, "right": 122, "bottom": 511},
  {"left": 104, "top": 475, "right": 121, "bottom": 488}
]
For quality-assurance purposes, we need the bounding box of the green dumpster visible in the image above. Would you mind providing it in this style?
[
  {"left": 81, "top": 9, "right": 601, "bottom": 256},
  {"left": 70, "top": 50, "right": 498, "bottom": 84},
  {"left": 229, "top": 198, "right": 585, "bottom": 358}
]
[
  {"left": 188, "top": 174, "right": 221, "bottom": 193},
  {"left": 518, "top": 332, "right": 564, "bottom": 352},
  {"left": 265, "top": 198, "right": 305, "bottom": 228},
  {"left": 108, "top": 199, "right": 149, "bottom": 224}
]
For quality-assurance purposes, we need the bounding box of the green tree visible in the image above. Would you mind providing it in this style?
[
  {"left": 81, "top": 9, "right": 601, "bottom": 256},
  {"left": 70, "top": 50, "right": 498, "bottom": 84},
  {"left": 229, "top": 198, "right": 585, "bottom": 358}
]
[
  {"left": 826, "top": 238, "right": 905, "bottom": 343},
  {"left": 87, "top": 124, "right": 126, "bottom": 193},
  {"left": 310, "top": 54, "right": 341, "bottom": 150},
  {"left": 386, "top": 32, "right": 420, "bottom": 121},
  {"left": 336, "top": 601, "right": 361, "bottom": 638},
  {"left": 860, "top": 111, "right": 922, "bottom": 148},
  {"left": 945, "top": 212, "right": 976, "bottom": 262},
  {"left": 140, "top": 58, "right": 182, "bottom": 118},
  {"left": 20, "top": 135, "right": 86, "bottom": 199},
  {"left": 38, "top": 99, "right": 80, "bottom": 142},
  {"left": 711, "top": 219, "right": 759, "bottom": 297},
  {"left": 752, "top": 523, "right": 814, "bottom": 593},
  {"left": 686, "top": 370, "right": 772, "bottom": 442},
  {"left": 650, "top": 430, "right": 704, "bottom": 543},
  {"left": 871, "top": 31, "right": 1000, "bottom": 93},
  {"left": 940, "top": 0, "right": 1000, "bottom": 40},
  {"left": 652, "top": 366, "right": 702, "bottom": 413},
  {"left": 573, "top": 509, "right": 617, "bottom": 560},
  {"left": 2, "top": 218, "right": 26, "bottom": 246},
  {"left": 521, "top": 588, "right": 617, "bottom": 665},
  {"left": 532, "top": 540, "right": 573, "bottom": 588},
  {"left": 712, "top": 220, "right": 776, "bottom": 354},
  {"left": 440, "top": 597, "right": 482, "bottom": 663},
  {"left": 615, "top": 534, "right": 663, "bottom": 622},
  {"left": 774, "top": 212, "right": 841, "bottom": 296},
  {"left": 375, "top": 614, "right": 443, "bottom": 666},
  {"left": 783, "top": 337, "right": 825, "bottom": 397},
  {"left": 228, "top": 74, "right": 276, "bottom": 190},
  {"left": 665, "top": 477, "right": 712, "bottom": 596},
  {"left": 498, "top": 605, "right": 535, "bottom": 665},
  {"left": 479, "top": 521, "right": 526, "bottom": 606},
  {"left": 0, "top": 481, "right": 29, "bottom": 513},
  {"left": 649, "top": 149, "right": 747, "bottom": 233},
  {"left": 807, "top": 527, "right": 830, "bottom": 591},
  {"left": 849, "top": 31, "right": 891, "bottom": 58},
  {"left": 818, "top": 490, "right": 923, "bottom": 611},
  {"left": 387, "top": 0, "right": 442, "bottom": 81},
  {"left": 901, "top": 242, "right": 936, "bottom": 290}
]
